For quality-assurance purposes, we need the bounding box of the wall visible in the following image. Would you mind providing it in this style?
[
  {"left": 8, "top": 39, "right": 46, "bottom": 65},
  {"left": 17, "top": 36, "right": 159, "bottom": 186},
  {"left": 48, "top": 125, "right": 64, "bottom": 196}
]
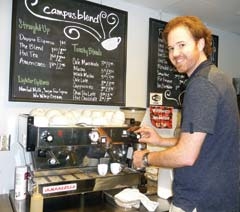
[{"left": 0, "top": 0, "right": 240, "bottom": 194}]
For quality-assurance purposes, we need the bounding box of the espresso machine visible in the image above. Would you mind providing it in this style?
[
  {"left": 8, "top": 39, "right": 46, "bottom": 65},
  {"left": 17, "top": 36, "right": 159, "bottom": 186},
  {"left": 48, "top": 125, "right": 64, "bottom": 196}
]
[{"left": 10, "top": 113, "right": 144, "bottom": 212}]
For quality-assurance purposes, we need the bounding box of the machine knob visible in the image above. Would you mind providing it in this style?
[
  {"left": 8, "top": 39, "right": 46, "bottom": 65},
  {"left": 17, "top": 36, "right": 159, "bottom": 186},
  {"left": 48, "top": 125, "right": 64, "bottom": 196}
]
[
  {"left": 48, "top": 157, "right": 57, "bottom": 165},
  {"left": 122, "top": 130, "right": 141, "bottom": 140},
  {"left": 41, "top": 131, "right": 54, "bottom": 143}
]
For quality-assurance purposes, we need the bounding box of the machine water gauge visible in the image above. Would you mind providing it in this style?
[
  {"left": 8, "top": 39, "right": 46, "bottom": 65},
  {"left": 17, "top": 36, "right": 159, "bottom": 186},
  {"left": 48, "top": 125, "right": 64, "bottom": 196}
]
[{"left": 88, "top": 130, "right": 100, "bottom": 144}]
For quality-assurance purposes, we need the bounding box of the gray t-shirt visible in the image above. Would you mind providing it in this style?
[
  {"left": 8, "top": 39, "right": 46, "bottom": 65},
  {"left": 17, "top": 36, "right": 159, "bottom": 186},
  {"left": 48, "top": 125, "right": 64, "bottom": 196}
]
[{"left": 173, "top": 60, "right": 240, "bottom": 212}]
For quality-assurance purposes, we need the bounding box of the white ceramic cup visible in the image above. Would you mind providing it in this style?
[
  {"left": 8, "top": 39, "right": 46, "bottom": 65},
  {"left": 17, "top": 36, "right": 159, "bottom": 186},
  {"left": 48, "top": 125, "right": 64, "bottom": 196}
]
[
  {"left": 110, "top": 162, "right": 122, "bottom": 175},
  {"left": 97, "top": 164, "right": 108, "bottom": 176}
]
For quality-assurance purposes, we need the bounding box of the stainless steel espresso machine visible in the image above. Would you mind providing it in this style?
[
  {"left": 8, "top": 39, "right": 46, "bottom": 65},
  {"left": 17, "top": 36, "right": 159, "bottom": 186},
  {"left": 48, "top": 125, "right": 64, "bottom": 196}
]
[{"left": 10, "top": 114, "right": 144, "bottom": 212}]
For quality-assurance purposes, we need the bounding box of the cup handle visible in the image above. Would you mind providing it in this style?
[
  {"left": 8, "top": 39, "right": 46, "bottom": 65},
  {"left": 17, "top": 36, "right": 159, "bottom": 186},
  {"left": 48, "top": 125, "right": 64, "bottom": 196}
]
[{"left": 117, "top": 37, "right": 121, "bottom": 44}]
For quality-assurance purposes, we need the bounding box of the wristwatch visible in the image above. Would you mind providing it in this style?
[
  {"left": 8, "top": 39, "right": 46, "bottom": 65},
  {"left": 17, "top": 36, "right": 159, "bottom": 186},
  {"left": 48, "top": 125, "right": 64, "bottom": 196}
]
[{"left": 142, "top": 152, "right": 150, "bottom": 167}]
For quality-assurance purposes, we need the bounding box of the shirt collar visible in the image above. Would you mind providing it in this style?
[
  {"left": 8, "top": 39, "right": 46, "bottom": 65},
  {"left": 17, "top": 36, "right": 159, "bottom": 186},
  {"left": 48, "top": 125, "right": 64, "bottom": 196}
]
[{"left": 189, "top": 59, "right": 213, "bottom": 79}]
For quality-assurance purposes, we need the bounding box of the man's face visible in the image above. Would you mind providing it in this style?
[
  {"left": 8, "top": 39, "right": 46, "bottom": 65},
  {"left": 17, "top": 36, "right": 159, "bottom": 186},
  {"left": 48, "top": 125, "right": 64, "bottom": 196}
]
[{"left": 167, "top": 26, "right": 204, "bottom": 76}]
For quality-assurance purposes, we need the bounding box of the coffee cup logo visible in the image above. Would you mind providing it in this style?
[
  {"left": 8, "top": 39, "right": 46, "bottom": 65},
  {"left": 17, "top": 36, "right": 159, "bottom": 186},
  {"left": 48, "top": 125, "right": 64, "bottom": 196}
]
[{"left": 101, "top": 37, "right": 121, "bottom": 51}]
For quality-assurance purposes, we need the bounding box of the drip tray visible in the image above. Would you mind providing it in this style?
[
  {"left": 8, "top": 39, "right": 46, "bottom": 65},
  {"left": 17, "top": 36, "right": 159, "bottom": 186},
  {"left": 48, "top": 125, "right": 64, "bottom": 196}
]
[
  {"left": 104, "top": 188, "right": 140, "bottom": 211},
  {"left": 103, "top": 188, "right": 170, "bottom": 212}
]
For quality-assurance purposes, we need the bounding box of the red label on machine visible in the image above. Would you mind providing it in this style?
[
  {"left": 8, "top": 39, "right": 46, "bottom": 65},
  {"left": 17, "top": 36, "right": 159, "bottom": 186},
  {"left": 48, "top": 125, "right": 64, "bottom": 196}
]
[{"left": 42, "top": 183, "right": 77, "bottom": 194}]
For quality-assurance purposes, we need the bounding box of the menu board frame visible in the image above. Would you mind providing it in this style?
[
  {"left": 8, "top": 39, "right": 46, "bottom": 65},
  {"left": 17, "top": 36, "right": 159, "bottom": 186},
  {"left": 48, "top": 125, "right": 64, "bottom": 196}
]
[
  {"left": 9, "top": 0, "right": 128, "bottom": 106},
  {"left": 147, "top": 18, "right": 219, "bottom": 108}
]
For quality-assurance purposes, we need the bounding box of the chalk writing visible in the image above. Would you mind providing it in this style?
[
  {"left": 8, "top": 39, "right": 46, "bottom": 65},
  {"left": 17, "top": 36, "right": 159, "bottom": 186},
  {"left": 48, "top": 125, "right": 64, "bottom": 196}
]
[
  {"left": 147, "top": 19, "right": 188, "bottom": 108},
  {"left": 9, "top": 0, "right": 127, "bottom": 105},
  {"left": 25, "top": 0, "right": 121, "bottom": 51}
]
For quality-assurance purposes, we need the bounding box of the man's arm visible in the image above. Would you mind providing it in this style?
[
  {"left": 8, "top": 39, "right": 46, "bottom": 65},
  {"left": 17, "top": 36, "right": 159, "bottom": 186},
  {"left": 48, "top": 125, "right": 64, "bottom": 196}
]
[{"left": 133, "top": 132, "right": 206, "bottom": 169}]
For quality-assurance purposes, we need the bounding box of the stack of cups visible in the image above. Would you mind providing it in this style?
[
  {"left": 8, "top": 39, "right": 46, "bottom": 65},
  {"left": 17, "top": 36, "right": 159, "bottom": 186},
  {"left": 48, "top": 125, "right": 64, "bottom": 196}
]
[{"left": 14, "top": 166, "right": 28, "bottom": 200}]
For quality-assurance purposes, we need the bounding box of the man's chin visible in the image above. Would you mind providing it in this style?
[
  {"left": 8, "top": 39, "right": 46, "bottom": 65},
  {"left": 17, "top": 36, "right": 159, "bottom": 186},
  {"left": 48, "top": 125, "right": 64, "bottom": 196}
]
[{"left": 176, "top": 68, "right": 186, "bottom": 73}]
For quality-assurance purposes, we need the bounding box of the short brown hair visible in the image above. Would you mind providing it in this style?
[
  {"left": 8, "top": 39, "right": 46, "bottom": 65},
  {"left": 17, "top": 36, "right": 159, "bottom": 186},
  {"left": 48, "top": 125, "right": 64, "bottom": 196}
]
[{"left": 162, "top": 16, "right": 213, "bottom": 58}]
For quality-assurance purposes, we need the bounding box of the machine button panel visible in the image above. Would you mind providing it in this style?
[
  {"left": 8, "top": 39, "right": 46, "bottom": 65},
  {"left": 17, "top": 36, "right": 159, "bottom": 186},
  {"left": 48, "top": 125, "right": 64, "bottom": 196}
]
[{"left": 40, "top": 131, "right": 54, "bottom": 143}]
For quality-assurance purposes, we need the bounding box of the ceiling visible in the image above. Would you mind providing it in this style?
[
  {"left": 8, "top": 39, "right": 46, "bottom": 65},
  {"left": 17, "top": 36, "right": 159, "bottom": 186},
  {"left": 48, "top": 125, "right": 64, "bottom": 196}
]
[{"left": 124, "top": 0, "right": 240, "bottom": 35}]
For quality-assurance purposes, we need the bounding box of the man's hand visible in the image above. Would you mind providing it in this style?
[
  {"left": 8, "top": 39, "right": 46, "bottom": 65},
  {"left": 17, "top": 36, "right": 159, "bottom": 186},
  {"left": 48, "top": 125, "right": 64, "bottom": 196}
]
[
  {"left": 135, "top": 125, "right": 162, "bottom": 146},
  {"left": 133, "top": 149, "right": 149, "bottom": 169}
]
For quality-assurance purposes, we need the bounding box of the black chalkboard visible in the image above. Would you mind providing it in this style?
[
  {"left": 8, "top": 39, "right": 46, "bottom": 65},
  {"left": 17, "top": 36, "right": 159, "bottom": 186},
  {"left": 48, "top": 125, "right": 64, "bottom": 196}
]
[
  {"left": 9, "top": 0, "right": 128, "bottom": 106},
  {"left": 210, "top": 34, "right": 219, "bottom": 66},
  {"left": 147, "top": 18, "right": 219, "bottom": 108}
]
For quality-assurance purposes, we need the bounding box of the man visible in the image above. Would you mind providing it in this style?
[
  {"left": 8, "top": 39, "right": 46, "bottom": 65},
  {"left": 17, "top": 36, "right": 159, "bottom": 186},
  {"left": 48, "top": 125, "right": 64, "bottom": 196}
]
[{"left": 133, "top": 16, "right": 240, "bottom": 212}]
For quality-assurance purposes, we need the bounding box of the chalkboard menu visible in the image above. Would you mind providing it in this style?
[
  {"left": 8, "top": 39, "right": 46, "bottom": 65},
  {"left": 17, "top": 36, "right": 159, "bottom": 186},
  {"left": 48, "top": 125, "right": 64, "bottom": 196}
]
[
  {"left": 147, "top": 18, "right": 219, "bottom": 108},
  {"left": 9, "top": 0, "right": 128, "bottom": 106},
  {"left": 210, "top": 34, "right": 219, "bottom": 66}
]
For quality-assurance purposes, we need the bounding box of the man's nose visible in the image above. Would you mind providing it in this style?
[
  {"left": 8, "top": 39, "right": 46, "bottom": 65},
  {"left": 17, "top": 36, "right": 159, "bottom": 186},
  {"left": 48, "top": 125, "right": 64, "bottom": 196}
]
[{"left": 172, "top": 47, "right": 180, "bottom": 57}]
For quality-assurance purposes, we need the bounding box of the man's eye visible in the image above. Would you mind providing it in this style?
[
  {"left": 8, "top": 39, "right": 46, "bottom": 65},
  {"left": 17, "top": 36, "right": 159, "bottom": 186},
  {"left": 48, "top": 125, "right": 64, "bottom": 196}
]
[
  {"left": 168, "top": 47, "right": 174, "bottom": 52},
  {"left": 179, "top": 43, "right": 186, "bottom": 48}
]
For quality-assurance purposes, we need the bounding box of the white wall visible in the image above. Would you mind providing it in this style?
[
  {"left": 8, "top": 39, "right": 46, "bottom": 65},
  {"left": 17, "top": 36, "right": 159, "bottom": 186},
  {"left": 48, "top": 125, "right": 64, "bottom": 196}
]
[{"left": 0, "top": 0, "right": 240, "bottom": 194}]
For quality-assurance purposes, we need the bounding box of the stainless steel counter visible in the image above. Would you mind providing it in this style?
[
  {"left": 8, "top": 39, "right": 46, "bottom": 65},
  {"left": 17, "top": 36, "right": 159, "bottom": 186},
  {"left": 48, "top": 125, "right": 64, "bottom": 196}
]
[
  {"left": 9, "top": 189, "right": 170, "bottom": 212},
  {"left": 0, "top": 194, "right": 13, "bottom": 212}
]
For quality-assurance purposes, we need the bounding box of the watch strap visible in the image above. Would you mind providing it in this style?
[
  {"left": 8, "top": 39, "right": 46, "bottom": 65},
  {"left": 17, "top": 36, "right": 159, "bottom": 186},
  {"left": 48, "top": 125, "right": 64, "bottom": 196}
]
[{"left": 142, "top": 152, "right": 150, "bottom": 167}]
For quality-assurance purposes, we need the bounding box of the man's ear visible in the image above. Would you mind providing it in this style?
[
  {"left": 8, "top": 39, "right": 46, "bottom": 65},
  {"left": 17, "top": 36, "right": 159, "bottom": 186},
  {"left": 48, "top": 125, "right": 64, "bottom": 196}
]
[{"left": 197, "top": 38, "right": 205, "bottom": 51}]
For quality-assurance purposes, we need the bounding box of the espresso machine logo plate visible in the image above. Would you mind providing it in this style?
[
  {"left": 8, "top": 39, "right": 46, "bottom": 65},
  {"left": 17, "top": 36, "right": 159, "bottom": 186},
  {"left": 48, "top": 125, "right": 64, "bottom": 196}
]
[{"left": 42, "top": 183, "right": 77, "bottom": 194}]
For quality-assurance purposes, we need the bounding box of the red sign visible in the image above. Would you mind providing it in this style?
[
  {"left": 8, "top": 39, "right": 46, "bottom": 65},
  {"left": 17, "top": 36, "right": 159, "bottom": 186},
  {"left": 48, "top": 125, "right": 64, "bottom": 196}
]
[
  {"left": 150, "top": 106, "right": 173, "bottom": 128},
  {"left": 43, "top": 183, "right": 77, "bottom": 194}
]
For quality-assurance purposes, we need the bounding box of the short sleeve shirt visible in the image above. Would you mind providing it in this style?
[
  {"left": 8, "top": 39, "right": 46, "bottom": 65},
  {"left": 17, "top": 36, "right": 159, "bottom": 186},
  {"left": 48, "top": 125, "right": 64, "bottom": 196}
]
[{"left": 173, "top": 60, "right": 240, "bottom": 212}]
